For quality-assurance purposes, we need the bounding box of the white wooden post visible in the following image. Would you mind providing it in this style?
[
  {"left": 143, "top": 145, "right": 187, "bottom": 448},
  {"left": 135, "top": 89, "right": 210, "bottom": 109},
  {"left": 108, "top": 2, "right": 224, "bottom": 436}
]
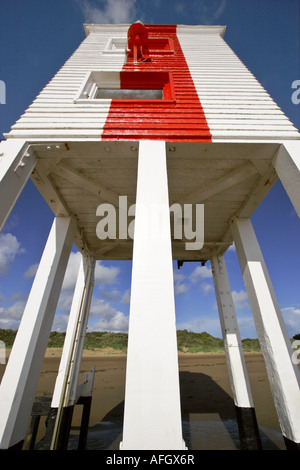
[
  {"left": 121, "top": 141, "right": 185, "bottom": 450},
  {"left": 211, "top": 255, "right": 261, "bottom": 449},
  {"left": 231, "top": 216, "right": 300, "bottom": 449},
  {"left": 0, "top": 216, "right": 75, "bottom": 449},
  {"left": 51, "top": 253, "right": 95, "bottom": 409},
  {"left": 0, "top": 139, "right": 36, "bottom": 232},
  {"left": 272, "top": 141, "right": 300, "bottom": 217},
  {"left": 50, "top": 253, "right": 95, "bottom": 449}
]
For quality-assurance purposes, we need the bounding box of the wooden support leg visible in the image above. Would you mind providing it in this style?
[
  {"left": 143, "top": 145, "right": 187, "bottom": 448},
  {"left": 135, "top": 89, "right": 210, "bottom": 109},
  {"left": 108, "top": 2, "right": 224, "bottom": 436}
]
[
  {"left": 50, "top": 254, "right": 95, "bottom": 450},
  {"left": 76, "top": 367, "right": 95, "bottom": 450},
  {"left": 231, "top": 216, "right": 300, "bottom": 449},
  {"left": 0, "top": 139, "right": 36, "bottom": 232},
  {"left": 36, "top": 408, "right": 57, "bottom": 450},
  {"left": 51, "top": 254, "right": 95, "bottom": 410},
  {"left": 272, "top": 141, "right": 300, "bottom": 217},
  {"left": 23, "top": 416, "right": 41, "bottom": 450},
  {"left": 121, "top": 141, "right": 185, "bottom": 450},
  {"left": 211, "top": 254, "right": 262, "bottom": 450},
  {"left": 77, "top": 396, "right": 92, "bottom": 450},
  {"left": 52, "top": 406, "right": 74, "bottom": 450},
  {"left": 0, "top": 216, "right": 75, "bottom": 449}
]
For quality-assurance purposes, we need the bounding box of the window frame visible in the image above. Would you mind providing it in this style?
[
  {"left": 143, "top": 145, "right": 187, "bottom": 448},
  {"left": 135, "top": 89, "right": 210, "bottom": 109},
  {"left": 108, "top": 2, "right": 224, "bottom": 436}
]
[
  {"left": 103, "top": 37, "right": 127, "bottom": 54},
  {"left": 74, "top": 70, "right": 176, "bottom": 104},
  {"left": 94, "top": 88, "right": 164, "bottom": 100},
  {"left": 102, "top": 37, "right": 175, "bottom": 56},
  {"left": 147, "top": 37, "right": 175, "bottom": 55}
]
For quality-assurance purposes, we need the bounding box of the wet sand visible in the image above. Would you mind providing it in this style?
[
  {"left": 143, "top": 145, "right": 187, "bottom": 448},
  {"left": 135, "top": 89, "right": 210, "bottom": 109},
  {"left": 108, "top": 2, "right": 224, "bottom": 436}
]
[{"left": 28, "top": 349, "right": 287, "bottom": 450}]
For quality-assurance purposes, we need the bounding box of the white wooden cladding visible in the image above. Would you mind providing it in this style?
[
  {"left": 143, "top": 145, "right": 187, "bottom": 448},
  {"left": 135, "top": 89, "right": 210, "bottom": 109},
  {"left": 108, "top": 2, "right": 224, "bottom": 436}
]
[
  {"left": 6, "top": 25, "right": 299, "bottom": 141},
  {"left": 177, "top": 28, "right": 299, "bottom": 140},
  {"left": 7, "top": 28, "right": 126, "bottom": 140}
]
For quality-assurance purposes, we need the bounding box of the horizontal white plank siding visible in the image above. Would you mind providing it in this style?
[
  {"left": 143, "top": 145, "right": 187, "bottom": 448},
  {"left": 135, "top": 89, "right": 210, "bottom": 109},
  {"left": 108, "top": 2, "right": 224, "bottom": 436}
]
[
  {"left": 177, "top": 27, "right": 299, "bottom": 141},
  {"left": 7, "top": 27, "right": 128, "bottom": 140},
  {"left": 6, "top": 24, "right": 299, "bottom": 141}
]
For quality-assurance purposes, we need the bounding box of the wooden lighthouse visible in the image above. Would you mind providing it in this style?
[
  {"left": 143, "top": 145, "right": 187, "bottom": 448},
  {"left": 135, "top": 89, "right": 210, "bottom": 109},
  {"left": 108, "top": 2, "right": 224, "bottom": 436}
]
[{"left": 0, "top": 22, "right": 299, "bottom": 450}]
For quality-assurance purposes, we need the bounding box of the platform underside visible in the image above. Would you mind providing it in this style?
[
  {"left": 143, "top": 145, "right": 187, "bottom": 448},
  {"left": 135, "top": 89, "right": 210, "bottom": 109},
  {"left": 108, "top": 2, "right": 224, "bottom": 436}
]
[{"left": 30, "top": 141, "right": 280, "bottom": 261}]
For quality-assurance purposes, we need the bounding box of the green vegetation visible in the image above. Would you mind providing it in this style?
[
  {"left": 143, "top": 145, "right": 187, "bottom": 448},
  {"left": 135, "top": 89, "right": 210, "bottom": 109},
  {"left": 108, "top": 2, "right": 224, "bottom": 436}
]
[
  {"left": 239, "top": 338, "right": 260, "bottom": 352},
  {"left": 177, "top": 330, "right": 224, "bottom": 353},
  {"left": 83, "top": 331, "right": 128, "bottom": 351},
  {"left": 0, "top": 329, "right": 17, "bottom": 347},
  {"left": 1, "top": 328, "right": 299, "bottom": 354},
  {"left": 47, "top": 331, "right": 65, "bottom": 348},
  {"left": 0, "top": 328, "right": 258, "bottom": 353},
  {"left": 0, "top": 329, "right": 128, "bottom": 352}
]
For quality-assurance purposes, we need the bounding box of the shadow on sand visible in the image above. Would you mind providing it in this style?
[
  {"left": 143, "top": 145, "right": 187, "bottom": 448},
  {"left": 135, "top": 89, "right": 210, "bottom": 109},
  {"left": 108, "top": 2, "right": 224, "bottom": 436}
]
[{"left": 67, "top": 371, "right": 284, "bottom": 450}]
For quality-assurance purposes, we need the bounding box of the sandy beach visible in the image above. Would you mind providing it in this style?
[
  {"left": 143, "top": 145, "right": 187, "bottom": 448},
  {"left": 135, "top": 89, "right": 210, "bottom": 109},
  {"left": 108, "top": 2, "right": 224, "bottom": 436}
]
[{"left": 17, "top": 349, "right": 287, "bottom": 450}]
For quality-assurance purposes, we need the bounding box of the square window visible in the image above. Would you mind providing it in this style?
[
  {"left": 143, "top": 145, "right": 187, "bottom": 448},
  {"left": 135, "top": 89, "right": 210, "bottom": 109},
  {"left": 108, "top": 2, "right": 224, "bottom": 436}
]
[
  {"left": 148, "top": 38, "right": 174, "bottom": 54},
  {"left": 95, "top": 88, "right": 164, "bottom": 100},
  {"left": 103, "top": 37, "right": 127, "bottom": 54},
  {"left": 74, "top": 71, "right": 175, "bottom": 103},
  {"left": 103, "top": 37, "right": 174, "bottom": 56}
]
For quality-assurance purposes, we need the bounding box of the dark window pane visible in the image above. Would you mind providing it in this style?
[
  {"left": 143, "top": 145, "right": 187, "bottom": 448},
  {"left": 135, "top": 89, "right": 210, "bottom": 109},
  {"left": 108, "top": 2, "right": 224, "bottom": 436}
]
[{"left": 95, "top": 88, "right": 163, "bottom": 99}]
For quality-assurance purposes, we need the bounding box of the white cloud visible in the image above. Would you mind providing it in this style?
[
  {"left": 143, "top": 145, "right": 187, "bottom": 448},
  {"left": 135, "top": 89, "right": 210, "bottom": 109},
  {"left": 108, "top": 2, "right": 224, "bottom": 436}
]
[
  {"left": 0, "top": 316, "right": 20, "bottom": 330},
  {"left": 24, "top": 263, "right": 39, "bottom": 280},
  {"left": 282, "top": 307, "right": 300, "bottom": 333},
  {"left": 95, "top": 260, "right": 120, "bottom": 285},
  {"left": 0, "top": 299, "right": 27, "bottom": 329},
  {"left": 89, "top": 297, "right": 128, "bottom": 332},
  {"left": 173, "top": 271, "right": 189, "bottom": 295},
  {"left": 100, "top": 288, "right": 120, "bottom": 301},
  {"left": 54, "top": 253, "right": 121, "bottom": 332},
  {"left": 60, "top": 253, "right": 120, "bottom": 293},
  {"left": 175, "top": 282, "right": 189, "bottom": 295},
  {"left": 232, "top": 289, "right": 249, "bottom": 310},
  {"left": 121, "top": 288, "right": 131, "bottom": 304},
  {"left": 173, "top": 272, "right": 185, "bottom": 283},
  {"left": 282, "top": 306, "right": 300, "bottom": 317},
  {"left": 189, "top": 265, "right": 212, "bottom": 283},
  {"left": 174, "top": 267, "right": 214, "bottom": 296},
  {"left": 57, "top": 290, "right": 75, "bottom": 314},
  {"left": 52, "top": 313, "right": 69, "bottom": 333},
  {"left": 77, "top": 0, "right": 138, "bottom": 24},
  {"left": 200, "top": 282, "right": 214, "bottom": 295},
  {"left": 0, "top": 233, "right": 25, "bottom": 274}
]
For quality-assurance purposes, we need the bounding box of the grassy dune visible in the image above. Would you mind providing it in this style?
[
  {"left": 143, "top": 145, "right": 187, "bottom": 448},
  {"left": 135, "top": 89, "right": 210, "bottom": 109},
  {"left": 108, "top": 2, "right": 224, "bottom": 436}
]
[{"left": 0, "top": 328, "right": 264, "bottom": 353}]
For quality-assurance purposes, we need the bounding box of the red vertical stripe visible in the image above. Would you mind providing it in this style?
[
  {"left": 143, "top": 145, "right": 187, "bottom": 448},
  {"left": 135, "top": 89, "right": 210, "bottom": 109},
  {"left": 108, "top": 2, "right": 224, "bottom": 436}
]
[{"left": 102, "top": 25, "right": 212, "bottom": 142}]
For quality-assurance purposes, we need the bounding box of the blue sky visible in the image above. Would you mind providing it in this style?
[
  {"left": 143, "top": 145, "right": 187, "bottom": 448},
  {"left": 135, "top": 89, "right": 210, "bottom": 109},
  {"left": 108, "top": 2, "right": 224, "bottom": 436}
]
[{"left": 0, "top": 0, "right": 299, "bottom": 339}]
